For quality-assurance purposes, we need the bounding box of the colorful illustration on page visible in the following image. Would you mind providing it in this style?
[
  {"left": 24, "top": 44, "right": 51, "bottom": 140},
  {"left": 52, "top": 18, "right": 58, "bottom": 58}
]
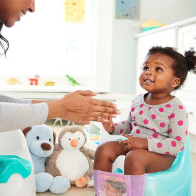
[{"left": 98, "top": 173, "right": 129, "bottom": 196}]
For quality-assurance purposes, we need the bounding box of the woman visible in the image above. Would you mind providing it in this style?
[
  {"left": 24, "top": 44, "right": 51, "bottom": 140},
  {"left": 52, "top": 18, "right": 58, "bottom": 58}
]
[{"left": 0, "top": 0, "right": 120, "bottom": 132}]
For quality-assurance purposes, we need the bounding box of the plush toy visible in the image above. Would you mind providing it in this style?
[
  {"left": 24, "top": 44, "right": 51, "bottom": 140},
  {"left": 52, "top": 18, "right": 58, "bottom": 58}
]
[
  {"left": 22, "top": 124, "right": 70, "bottom": 194},
  {"left": 46, "top": 126, "right": 95, "bottom": 188}
]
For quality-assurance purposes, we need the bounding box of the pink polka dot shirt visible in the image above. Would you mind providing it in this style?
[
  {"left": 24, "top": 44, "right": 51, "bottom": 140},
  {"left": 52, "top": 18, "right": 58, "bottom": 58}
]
[{"left": 112, "top": 94, "right": 188, "bottom": 156}]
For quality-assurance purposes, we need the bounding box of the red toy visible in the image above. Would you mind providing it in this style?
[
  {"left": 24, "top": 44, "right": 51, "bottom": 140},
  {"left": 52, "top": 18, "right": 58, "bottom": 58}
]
[{"left": 29, "top": 74, "right": 40, "bottom": 85}]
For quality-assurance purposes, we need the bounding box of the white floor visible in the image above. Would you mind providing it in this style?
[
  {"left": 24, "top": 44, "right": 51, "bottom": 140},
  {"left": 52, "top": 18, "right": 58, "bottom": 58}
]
[{"left": 36, "top": 122, "right": 196, "bottom": 196}]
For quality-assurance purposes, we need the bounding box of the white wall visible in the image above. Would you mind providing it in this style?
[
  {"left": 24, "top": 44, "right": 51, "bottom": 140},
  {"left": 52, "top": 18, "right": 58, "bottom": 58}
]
[
  {"left": 111, "top": 20, "right": 136, "bottom": 94},
  {"left": 139, "top": 0, "right": 196, "bottom": 24},
  {"left": 111, "top": 0, "right": 196, "bottom": 94}
]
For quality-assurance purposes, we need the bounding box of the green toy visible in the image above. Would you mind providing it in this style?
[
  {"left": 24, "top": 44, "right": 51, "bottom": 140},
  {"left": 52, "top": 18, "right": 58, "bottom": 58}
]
[{"left": 65, "top": 75, "right": 81, "bottom": 86}]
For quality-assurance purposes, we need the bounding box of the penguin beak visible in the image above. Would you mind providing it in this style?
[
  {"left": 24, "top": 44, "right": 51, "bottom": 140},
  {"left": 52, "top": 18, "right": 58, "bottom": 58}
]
[{"left": 70, "top": 139, "right": 78, "bottom": 148}]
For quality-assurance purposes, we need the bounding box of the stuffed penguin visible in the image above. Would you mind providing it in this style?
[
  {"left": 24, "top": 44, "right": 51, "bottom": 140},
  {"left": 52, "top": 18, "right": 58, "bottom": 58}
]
[{"left": 46, "top": 126, "right": 95, "bottom": 188}]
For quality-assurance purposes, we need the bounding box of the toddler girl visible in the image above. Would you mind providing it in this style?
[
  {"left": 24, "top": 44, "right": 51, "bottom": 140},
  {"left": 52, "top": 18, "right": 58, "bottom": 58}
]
[{"left": 93, "top": 46, "right": 196, "bottom": 196}]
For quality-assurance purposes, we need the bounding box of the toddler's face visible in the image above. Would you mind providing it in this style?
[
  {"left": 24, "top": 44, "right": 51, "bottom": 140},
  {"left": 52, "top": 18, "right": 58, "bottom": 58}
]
[{"left": 139, "top": 53, "right": 180, "bottom": 94}]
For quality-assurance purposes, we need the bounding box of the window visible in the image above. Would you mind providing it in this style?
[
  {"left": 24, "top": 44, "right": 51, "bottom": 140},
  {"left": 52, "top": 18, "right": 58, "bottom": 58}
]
[{"left": 1, "top": 0, "right": 113, "bottom": 93}]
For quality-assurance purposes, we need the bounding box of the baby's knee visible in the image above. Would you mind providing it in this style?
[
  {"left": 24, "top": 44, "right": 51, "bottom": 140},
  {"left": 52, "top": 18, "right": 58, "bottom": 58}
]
[
  {"left": 95, "top": 142, "right": 114, "bottom": 158},
  {"left": 125, "top": 149, "right": 146, "bottom": 169}
]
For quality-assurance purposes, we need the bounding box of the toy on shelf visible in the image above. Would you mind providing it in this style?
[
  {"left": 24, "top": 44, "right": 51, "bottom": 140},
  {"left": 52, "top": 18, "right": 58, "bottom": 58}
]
[
  {"left": 46, "top": 126, "right": 95, "bottom": 188},
  {"left": 29, "top": 74, "right": 40, "bottom": 85},
  {"left": 4, "top": 77, "right": 21, "bottom": 85},
  {"left": 141, "top": 19, "right": 166, "bottom": 32},
  {"left": 44, "top": 81, "right": 55, "bottom": 86},
  {"left": 65, "top": 74, "right": 81, "bottom": 86},
  {"left": 22, "top": 125, "right": 70, "bottom": 194}
]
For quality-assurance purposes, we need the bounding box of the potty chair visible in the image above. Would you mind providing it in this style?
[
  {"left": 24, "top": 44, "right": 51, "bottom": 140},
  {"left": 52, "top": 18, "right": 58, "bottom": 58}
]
[
  {"left": 0, "top": 130, "right": 36, "bottom": 196},
  {"left": 111, "top": 135, "right": 192, "bottom": 196}
]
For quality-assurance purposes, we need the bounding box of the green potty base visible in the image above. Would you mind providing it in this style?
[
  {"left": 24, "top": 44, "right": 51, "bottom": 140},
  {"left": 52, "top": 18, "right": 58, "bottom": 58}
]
[{"left": 0, "top": 155, "right": 32, "bottom": 183}]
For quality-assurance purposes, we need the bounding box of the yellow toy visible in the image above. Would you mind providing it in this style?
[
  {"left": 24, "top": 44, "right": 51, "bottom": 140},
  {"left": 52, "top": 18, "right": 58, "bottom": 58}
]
[
  {"left": 44, "top": 81, "right": 55, "bottom": 86},
  {"left": 4, "top": 77, "right": 21, "bottom": 85}
]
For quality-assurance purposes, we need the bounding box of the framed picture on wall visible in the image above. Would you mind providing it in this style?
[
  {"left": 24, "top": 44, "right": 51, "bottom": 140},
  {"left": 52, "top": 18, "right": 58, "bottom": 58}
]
[{"left": 116, "top": 0, "right": 140, "bottom": 20}]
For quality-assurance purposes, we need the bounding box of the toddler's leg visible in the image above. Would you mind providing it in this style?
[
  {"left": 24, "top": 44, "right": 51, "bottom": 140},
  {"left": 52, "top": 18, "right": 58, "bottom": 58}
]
[
  {"left": 121, "top": 149, "right": 174, "bottom": 196},
  {"left": 94, "top": 144, "right": 148, "bottom": 196},
  {"left": 94, "top": 141, "right": 127, "bottom": 172},
  {"left": 124, "top": 149, "right": 175, "bottom": 175}
]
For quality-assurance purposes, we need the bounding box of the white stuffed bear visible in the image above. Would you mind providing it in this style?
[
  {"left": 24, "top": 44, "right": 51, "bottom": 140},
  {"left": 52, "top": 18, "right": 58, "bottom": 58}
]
[{"left": 22, "top": 124, "right": 70, "bottom": 194}]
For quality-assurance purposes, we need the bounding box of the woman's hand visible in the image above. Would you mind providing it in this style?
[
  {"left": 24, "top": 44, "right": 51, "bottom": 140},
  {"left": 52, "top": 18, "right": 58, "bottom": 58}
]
[
  {"left": 102, "top": 118, "right": 115, "bottom": 134},
  {"left": 120, "top": 134, "right": 148, "bottom": 151},
  {"left": 47, "top": 90, "right": 120, "bottom": 124}
]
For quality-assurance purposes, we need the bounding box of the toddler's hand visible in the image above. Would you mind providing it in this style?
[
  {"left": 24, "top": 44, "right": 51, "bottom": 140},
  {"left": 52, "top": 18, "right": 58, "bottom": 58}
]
[
  {"left": 119, "top": 134, "right": 148, "bottom": 151},
  {"left": 102, "top": 118, "right": 115, "bottom": 134}
]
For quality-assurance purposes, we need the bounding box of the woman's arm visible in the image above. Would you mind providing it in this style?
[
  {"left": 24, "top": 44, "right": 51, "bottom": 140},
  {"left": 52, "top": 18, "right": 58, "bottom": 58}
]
[
  {"left": 46, "top": 90, "right": 120, "bottom": 124},
  {"left": 0, "top": 102, "right": 48, "bottom": 132},
  {"left": 32, "top": 90, "right": 120, "bottom": 124},
  {"left": 0, "top": 94, "right": 31, "bottom": 104},
  {"left": 0, "top": 90, "right": 120, "bottom": 132}
]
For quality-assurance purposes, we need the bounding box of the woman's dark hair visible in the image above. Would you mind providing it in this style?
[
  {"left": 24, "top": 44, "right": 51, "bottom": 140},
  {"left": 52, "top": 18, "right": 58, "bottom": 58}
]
[
  {"left": 0, "top": 21, "right": 9, "bottom": 57},
  {"left": 147, "top": 46, "right": 196, "bottom": 90}
]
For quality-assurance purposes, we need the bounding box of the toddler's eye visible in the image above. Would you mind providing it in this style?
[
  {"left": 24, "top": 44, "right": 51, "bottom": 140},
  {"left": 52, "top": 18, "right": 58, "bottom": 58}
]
[
  {"left": 36, "top": 136, "right": 39, "bottom": 140},
  {"left": 156, "top": 67, "right": 162, "bottom": 71},
  {"left": 143, "top": 66, "right": 149, "bottom": 71}
]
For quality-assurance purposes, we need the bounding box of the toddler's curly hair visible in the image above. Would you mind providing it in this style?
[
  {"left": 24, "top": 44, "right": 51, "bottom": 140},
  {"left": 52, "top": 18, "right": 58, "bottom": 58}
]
[{"left": 147, "top": 46, "right": 196, "bottom": 90}]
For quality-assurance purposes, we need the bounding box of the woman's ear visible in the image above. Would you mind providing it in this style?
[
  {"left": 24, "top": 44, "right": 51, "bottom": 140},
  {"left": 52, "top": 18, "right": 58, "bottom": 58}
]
[{"left": 171, "top": 77, "right": 181, "bottom": 88}]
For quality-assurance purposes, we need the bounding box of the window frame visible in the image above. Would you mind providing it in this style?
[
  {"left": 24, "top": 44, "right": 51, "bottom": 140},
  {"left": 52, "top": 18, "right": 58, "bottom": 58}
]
[{"left": 0, "top": 0, "right": 114, "bottom": 93}]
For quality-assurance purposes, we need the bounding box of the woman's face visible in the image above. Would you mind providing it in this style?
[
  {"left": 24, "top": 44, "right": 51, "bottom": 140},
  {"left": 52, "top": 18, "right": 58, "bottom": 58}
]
[{"left": 0, "top": 0, "right": 35, "bottom": 27}]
